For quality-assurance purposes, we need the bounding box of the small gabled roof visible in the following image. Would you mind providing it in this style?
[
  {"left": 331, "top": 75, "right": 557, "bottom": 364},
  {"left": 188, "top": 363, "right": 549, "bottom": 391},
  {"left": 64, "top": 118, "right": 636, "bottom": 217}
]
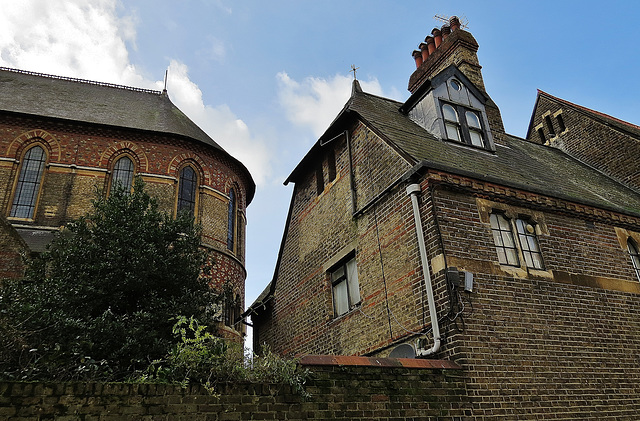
[
  {"left": 0, "top": 67, "right": 255, "bottom": 203},
  {"left": 526, "top": 90, "right": 640, "bottom": 141}
]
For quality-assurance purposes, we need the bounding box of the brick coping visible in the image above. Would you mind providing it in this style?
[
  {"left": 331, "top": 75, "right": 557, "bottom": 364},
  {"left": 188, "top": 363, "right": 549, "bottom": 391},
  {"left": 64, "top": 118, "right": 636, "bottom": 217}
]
[{"left": 299, "top": 355, "right": 461, "bottom": 369}]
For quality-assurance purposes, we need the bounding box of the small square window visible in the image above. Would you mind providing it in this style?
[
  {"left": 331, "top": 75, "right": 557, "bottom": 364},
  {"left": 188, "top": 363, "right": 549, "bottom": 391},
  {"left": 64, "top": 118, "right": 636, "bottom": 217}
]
[{"left": 331, "top": 256, "right": 360, "bottom": 317}]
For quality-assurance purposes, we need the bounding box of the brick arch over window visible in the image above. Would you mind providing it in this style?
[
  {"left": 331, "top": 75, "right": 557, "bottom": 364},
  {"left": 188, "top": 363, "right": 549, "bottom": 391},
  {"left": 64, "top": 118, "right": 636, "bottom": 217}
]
[
  {"left": 99, "top": 142, "right": 148, "bottom": 172},
  {"left": 7, "top": 130, "right": 61, "bottom": 163},
  {"left": 168, "top": 153, "right": 211, "bottom": 185}
]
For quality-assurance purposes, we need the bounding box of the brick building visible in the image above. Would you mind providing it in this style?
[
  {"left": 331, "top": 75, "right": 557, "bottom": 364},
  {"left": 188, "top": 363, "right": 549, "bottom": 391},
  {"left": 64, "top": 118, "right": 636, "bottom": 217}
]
[
  {"left": 248, "top": 17, "right": 640, "bottom": 418},
  {"left": 0, "top": 68, "right": 254, "bottom": 339}
]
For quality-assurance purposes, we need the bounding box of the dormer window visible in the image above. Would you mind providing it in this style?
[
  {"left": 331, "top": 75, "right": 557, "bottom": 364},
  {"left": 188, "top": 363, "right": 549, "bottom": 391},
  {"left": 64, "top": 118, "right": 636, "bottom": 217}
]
[
  {"left": 404, "top": 65, "right": 495, "bottom": 151},
  {"left": 441, "top": 102, "right": 488, "bottom": 148}
]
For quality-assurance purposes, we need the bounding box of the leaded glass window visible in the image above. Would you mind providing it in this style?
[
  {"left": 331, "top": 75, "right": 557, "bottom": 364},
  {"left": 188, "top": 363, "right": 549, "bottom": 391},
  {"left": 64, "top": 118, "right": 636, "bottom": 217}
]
[
  {"left": 177, "top": 166, "right": 197, "bottom": 216},
  {"left": 227, "top": 189, "right": 236, "bottom": 251},
  {"left": 110, "top": 156, "right": 134, "bottom": 194},
  {"left": 10, "top": 146, "right": 46, "bottom": 219}
]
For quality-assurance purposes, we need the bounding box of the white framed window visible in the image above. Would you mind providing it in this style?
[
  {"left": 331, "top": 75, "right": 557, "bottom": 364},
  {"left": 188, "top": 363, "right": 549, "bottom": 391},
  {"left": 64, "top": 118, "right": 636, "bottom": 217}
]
[
  {"left": 441, "top": 102, "right": 488, "bottom": 149},
  {"left": 490, "top": 213, "right": 519, "bottom": 266},
  {"left": 490, "top": 212, "right": 545, "bottom": 269},
  {"left": 331, "top": 256, "right": 360, "bottom": 317},
  {"left": 628, "top": 239, "right": 640, "bottom": 282}
]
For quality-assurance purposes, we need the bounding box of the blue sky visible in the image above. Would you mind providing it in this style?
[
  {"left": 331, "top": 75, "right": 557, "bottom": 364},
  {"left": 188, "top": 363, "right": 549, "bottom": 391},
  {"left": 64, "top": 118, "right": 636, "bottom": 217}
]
[{"left": 2, "top": 0, "right": 639, "bottom": 332}]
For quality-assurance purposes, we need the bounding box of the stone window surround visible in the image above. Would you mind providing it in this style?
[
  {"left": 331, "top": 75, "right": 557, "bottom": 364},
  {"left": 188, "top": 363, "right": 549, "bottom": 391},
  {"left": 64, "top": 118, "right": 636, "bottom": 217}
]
[{"left": 477, "top": 198, "right": 550, "bottom": 276}]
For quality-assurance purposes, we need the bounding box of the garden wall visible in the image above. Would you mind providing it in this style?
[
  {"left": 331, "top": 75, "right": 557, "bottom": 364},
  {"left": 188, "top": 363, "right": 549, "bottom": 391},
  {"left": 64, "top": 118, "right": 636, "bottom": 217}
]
[{"left": 0, "top": 356, "right": 466, "bottom": 420}]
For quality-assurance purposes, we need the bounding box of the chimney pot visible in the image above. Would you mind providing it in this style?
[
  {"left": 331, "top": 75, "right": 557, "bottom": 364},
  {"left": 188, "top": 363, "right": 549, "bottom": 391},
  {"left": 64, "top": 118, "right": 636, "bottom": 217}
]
[
  {"left": 441, "top": 24, "right": 451, "bottom": 40},
  {"left": 425, "top": 36, "right": 436, "bottom": 54},
  {"left": 412, "top": 50, "right": 423, "bottom": 68},
  {"left": 449, "top": 16, "right": 461, "bottom": 31},
  {"left": 431, "top": 28, "right": 442, "bottom": 48},
  {"left": 419, "top": 42, "right": 430, "bottom": 61}
]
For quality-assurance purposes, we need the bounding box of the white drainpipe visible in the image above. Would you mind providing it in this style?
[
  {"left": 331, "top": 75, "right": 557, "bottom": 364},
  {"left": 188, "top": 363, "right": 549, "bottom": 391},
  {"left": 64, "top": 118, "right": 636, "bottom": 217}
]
[{"left": 406, "top": 183, "right": 441, "bottom": 356}]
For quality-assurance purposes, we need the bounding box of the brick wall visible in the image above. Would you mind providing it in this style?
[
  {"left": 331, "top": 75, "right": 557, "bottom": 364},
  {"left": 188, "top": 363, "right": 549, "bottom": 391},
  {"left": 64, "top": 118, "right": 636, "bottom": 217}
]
[
  {"left": 427, "top": 183, "right": 640, "bottom": 419},
  {"left": 0, "top": 113, "right": 250, "bottom": 339},
  {"left": 256, "top": 123, "right": 429, "bottom": 356},
  {"left": 0, "top": 357, "right": 466, "bottom": 420},
  {"left": 527, "top": 93, "right": 640, "bottom": 191}
]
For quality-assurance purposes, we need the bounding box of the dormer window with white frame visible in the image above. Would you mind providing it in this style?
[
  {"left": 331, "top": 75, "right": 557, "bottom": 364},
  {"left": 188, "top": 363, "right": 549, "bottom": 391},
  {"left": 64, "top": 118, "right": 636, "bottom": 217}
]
[
  {"left": 403, "top": 66, "right": 495, "bottom": 152},
  {"left": 441, "top": 101, "right": 487, "bottom": 148}
]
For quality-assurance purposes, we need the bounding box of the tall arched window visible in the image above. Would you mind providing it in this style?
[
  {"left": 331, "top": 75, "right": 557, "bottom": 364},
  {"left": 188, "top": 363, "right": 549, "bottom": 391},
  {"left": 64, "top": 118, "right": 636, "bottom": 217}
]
[
  {"left": 227, "top": 189, "right": 236, "bottom": 251},
  {"left": 177, "top": 165, "right": 198, "bottom": 216},
  {"left": 10, "top": 145, "right": 47, "bottom": 219},
  {"left": 628, "top": 239, "right": 640, "bottom": 282},
  {"left": 110, "top": 156, "right": 134, "bottom": 195}
]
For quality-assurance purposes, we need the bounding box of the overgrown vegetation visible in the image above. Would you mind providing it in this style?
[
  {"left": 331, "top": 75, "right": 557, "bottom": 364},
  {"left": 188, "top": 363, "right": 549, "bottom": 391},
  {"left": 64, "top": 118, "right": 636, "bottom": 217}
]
[
  {"left": 140, "top": 316, "right": 309, "bottom": 397},
  {"left": 0, "top": 179, "right": 308, "bottom": 396},
  {"left": 0, "top": 179, "right": 215, "bottom": 380}
]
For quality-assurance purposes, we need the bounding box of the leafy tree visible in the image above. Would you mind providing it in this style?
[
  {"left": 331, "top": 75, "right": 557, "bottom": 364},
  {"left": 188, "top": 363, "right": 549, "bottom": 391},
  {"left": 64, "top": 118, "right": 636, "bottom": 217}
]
[{"left": 0, "top": 178, "right": 218, "bottom": 380}]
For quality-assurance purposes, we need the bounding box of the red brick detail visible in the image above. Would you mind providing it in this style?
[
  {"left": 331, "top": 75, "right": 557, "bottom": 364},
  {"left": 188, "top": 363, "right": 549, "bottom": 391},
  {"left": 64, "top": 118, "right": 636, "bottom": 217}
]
[
  {"left": 168, "top": 153, "right": 211, "bottom": 185},
  {"left": 299, "top": 355, "right": 461, "bottom": 369},
  {"left": 7, "top": 129, "right": 61, "bottom": 162},
  {"left": 98, "top": 141, "right": 149, "bottom": 172}
]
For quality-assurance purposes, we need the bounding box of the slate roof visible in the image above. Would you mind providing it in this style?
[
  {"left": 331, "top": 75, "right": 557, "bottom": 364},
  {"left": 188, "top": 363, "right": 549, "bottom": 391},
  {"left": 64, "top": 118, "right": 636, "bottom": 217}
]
[
  {"left": 0, "top": 67, "right": 255, "bottom": 203},
  {"left": 307, "top": 85, "right": 640, "bottom": 219}
]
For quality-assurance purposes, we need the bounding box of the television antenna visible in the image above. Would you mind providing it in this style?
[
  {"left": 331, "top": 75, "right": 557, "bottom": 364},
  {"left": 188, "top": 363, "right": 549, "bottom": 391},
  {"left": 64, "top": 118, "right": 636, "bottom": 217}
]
[{"left": 434, "top": 14, "right": 469, "bottom": 29}]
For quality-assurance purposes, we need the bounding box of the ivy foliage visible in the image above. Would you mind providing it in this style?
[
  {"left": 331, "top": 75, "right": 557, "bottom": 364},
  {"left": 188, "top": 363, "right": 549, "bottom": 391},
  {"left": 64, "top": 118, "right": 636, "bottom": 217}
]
[{"left": 0, "top": 179, "right": 217, "bottom": 380}]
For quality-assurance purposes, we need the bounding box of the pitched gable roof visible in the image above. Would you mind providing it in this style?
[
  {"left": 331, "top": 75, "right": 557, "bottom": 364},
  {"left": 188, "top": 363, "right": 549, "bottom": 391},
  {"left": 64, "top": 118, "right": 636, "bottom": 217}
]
[
  {"left": 526, "top": 90, "right": 640, "bottom": 141},
  {"left": 0, "top": 67, "right": 255, "bottom": 202},
  {"left": 291, "top": 82, "right": 640, "bottom": 218}
]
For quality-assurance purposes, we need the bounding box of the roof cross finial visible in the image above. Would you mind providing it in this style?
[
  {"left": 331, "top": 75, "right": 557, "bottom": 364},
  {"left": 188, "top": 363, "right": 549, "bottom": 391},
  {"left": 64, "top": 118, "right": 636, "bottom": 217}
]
[{"left": 350, "top": 64, "right": 359, "bottom": 80}]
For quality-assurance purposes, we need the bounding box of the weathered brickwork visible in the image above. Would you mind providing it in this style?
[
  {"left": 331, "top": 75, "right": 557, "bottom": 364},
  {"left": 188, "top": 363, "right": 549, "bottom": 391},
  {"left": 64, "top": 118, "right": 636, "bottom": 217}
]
[
  {"left": 0, "top": 359, "right": 467, "bottom": 420},
  {"left": 0, "top": 93, "right": 252, "bottom": 340},
  {"left": 527, "top": 92, "right": 640, "bottom": 191},
  {"left": 251, "top": 18, "right": 640, "bottom": 419}
]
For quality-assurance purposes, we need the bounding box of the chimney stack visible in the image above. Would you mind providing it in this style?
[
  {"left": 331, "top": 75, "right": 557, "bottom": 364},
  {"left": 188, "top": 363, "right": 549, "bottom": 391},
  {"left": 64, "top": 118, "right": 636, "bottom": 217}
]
[{"left": 408, "top": 16, "right": 484, "bottom": 93}]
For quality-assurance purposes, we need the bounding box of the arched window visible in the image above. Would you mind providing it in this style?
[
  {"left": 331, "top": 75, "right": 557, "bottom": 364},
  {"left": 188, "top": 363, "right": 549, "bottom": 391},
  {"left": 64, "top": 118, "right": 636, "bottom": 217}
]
[
  {"left": 227, "top": 189, "right": 236, "bottom": 251},
  {"left": 465, "top": 110, "right": 485, "bottom": 147},
  {"left": 110, "top": 156, "right": 134, "bottom": 194},
  {"left": 628, "top": 239, "right": 640, "bottom": 281},
  {"left": 442, "top": 104, "right": 461, "bottom": 142},
  {"left": 10, "top": 145, "right": 47, "bottom": 219},
  {"left": 177, "top": 165, "right": 198, "bottom": 216}
]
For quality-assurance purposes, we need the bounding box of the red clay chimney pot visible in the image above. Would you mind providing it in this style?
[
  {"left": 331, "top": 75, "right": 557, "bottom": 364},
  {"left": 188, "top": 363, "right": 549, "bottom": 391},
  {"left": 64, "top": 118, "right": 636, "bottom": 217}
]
[
  {"left": 425, "top": 36, "right": 436, "bottom": 54},
  {"left": 449, "top": 16, "right": 461, "bottom": 31},
  {"left": 412, "top": 50, "right": 423, "bottom": 68},
  {"left": 431, "top": 28, "right": 442, "bottom": 48},
  {"left": 419, "top": 42, "right": 429, "bottom": 61}
]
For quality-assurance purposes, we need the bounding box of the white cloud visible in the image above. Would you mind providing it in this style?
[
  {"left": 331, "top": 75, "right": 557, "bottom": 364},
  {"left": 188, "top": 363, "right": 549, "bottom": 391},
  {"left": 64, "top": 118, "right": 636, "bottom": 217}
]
[
  {"left": 276, "top": 72, "right": 385, "bottom": 137},
  {"left": 165, "top": 60, "right": 271, "bottom": 185},
  {"left": 0, "top": 0, "right": 270, "bottom": 185}
]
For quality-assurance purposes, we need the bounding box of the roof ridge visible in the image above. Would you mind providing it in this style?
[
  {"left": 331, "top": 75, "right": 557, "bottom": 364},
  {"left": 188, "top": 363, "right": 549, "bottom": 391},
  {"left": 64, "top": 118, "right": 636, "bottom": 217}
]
[
  {"left": 0, "top": 66, "right": 162, "bottom": 95},
  {"left": 538, "top": 89, "right": 640, "bottom": 133}
]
